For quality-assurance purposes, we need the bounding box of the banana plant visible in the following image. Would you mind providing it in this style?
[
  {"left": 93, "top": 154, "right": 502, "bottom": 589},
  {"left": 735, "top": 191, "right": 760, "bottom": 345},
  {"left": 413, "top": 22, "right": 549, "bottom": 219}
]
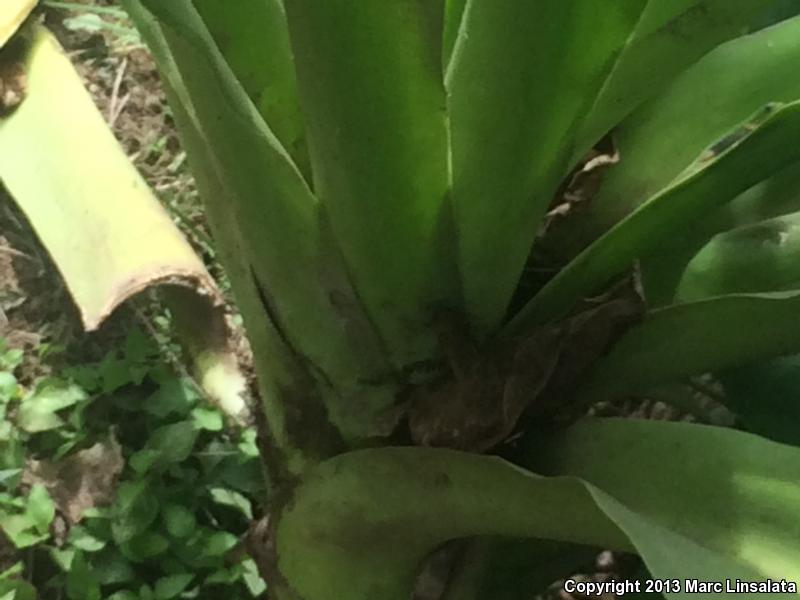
[{"left": 5, "top": 1, "right": 800, "bottom": 598}]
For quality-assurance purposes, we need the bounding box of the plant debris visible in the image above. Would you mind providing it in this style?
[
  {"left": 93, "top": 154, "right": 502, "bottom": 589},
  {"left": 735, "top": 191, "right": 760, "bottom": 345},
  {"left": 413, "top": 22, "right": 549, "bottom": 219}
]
[
  {"left": 22, "top": 433, "right": 124, "bottom": 525},
  {"left": 408, "top": 273, "right": 646, "bottom": 452},
  {"left": 0, "top": 38, "right": 28, "bottom": 115}
]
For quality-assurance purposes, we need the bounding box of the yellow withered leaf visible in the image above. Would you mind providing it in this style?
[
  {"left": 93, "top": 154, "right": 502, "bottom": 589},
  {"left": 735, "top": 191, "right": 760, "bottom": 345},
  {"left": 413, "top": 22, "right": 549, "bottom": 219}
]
[
  {"left": 0, "top": 0, "right": 36, "bottom": 48},
  {"left": 0, "top": 25, "right": 249, "bottom": 423}
]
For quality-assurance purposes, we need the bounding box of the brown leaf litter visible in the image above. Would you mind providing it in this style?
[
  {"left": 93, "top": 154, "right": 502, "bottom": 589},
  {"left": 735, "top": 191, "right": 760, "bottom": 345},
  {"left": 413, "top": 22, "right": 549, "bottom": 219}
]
[
  {"left": 409, "top": 273, "right": 646, "bottom": 452},
  {"left": 22, "top": 433, "right": 124, "bottom": 526}
]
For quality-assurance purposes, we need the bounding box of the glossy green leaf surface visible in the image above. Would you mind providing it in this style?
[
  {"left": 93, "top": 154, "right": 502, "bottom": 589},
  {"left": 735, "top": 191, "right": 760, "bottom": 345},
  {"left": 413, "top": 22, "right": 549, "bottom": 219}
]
[
  {"left": 284, "top": 0, "right": 456, "bottom": 366},
  {"left": 25, "top": 484, "right": 55, "bottom": 535},
  {"left": 192, "top": 0, "right": 310, "bottom": 179},
  {"left": 121, "top": 0, "right": 330, "bottom": 470},
  {"left": 127, "top": 0, "right": 400, "bottom": 445},
  {"left": 447, "top": 0, "right": 647, "bottom": 335},
  {"left": 279, "top": 424, "right": 800, "bottom": 600},
  {"left": 507, "top": 101, "right": 800, "bottom": 334},
  {"left": 563, "top": 15, "right": 800, "bottom": 254},
  {"left": 573, "top": 0, "right": 793, "bottom": 162},
  {"left": 135, "top": 0, "right": 329, "bottom": 358},
  {"left": 577, "top": 291, "right": 800, "bottom": 402},
  {"left": 676, "top": 210, "right": 800, "bottom": 301},
  {"left": 644, "top": 160, "right": 800, "bottom": 304},
  {"left": 532, "top": 418, "right": 800, "bottom": 597},
  {"left": 277, "top": 447, "right": 630, "bottom": 600},
  {"left": 442, "top": 0, "right": 466, "bottom": 70}
]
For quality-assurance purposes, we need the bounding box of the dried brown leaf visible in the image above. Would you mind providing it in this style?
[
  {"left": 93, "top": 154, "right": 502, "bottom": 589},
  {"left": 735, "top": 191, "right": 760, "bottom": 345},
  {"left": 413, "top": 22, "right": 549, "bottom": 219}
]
[
  {"left": 22, "top": 434, "right": 124, "bottom": 525},
  {"left": 409, "top": 272, "right": 645, "bottom": 451}
]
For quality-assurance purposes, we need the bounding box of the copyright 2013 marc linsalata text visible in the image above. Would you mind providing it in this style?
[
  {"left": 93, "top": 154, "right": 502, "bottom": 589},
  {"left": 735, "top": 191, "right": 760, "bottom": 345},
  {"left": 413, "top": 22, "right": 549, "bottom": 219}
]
[{"left": 563, "top": 578, "right": 798, "bottom": 595}]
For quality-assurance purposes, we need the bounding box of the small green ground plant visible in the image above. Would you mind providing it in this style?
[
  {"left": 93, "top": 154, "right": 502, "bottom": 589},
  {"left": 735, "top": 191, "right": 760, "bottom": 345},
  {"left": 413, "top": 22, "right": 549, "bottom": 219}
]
[
  {"left": 0, "top": 333, "right": 266, "bottom": 599},
  {"left": 6, "top": 1, "right": 800, "bottom": 598}
]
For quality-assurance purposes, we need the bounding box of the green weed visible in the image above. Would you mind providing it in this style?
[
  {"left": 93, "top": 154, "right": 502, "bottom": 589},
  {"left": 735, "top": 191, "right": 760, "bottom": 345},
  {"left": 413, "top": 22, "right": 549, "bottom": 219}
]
[{"left": 0, "top": 332, "right": 266, "bottom": 599}]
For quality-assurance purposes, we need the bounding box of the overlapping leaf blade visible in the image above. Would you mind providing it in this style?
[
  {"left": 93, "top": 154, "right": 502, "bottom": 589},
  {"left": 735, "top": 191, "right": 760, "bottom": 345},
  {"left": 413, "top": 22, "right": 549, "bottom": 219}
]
[
  {"left": 125, "top": 0, "right": 399, "bottom": 445},
  {"left": 531, "top": 418, "right": 800, "bottom": 596},
  {"left": 192, "top": 0, "right": 311, "bottom": 180},
  {"left": 644, "top": 161, "right": 800, "bottom": 304},
  {"left": 575, "top": 168, "right": 800, "bottom": 406},
  {"left": 576, "top": 290, "right": 800, "bottom": 403},
  {"left": 284, "top": 0, "right": 456, "bottom": 367},
  {"left": 676, "top": 210, "right": 800, "bottom": 302},
  {"left": 279, "top": 417, "right": 800, "bottom": 599},
  {"left": 556, "top": 15, "right": 800, "bottom": 258},
  {"left": 121, "top": 0, "right": 328, "bottom": 471},
  {"left": 277, "top": 447, "right": 631, "bottom": 600},
  {"left": 449, "top": 2, "right": 797, "bottom": 336},
  {"left": 507, "top": 101, "right": 800, "bottom": 334},
  {"left": 572, "top": 0, "right": 798, "bottom": 162},
  {"left": 442, "top": 0, "right": 467, "bottom": 70},
  {"left": 651, "top": 202, "right": 800, "bottom": 446},
  {"left": 447, "top": 0, "right": 648, "bottom": 335}
]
